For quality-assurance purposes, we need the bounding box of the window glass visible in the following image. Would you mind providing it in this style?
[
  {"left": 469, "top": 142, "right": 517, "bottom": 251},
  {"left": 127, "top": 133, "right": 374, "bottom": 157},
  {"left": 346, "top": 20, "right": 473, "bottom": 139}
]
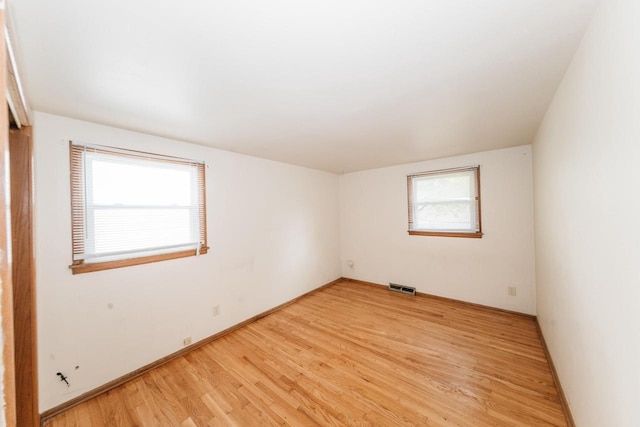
[
  {"left": 408, "top": 166, "right": 482, "bottom": 238},
  {"left": 70, "top": 143, "right": 208, "bottom": 273}
]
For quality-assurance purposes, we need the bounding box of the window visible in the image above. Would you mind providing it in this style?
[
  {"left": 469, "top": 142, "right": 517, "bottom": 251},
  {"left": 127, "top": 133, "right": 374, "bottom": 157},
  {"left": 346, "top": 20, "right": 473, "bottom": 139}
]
[
  {"left": 407, "top": 166, "right": 482, "bottom": 238},
  {"left": 69, "top": 142, "right": 208, "bottom": 274}
]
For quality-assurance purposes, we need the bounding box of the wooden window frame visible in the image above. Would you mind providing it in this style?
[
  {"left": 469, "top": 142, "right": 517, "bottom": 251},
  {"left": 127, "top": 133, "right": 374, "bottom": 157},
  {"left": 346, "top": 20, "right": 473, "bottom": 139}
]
[
  {"left": 407, "top": 166, "right": 483, "bottom": 238},
  {"left": 69, "top": 142, "right": 208, "bottom": 274}
]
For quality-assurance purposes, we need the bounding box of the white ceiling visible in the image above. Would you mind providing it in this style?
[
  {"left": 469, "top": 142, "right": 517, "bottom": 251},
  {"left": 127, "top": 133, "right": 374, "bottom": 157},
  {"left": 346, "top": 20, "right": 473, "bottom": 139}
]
[{"left": 9, "top": 0, "right": 598, "bottom": 173}]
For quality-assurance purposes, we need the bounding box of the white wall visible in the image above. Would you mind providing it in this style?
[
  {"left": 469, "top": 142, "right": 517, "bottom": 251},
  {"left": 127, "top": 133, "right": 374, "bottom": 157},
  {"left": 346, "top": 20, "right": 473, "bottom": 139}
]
[
  {"left": 33, "top": 112, "right": 341, "bottom": 411},
  {"left": 340, "top": 145, "right": 536, "bottom": 314},
  {"left": 532, "top": 0, "right": 640, "bottom": 425}
]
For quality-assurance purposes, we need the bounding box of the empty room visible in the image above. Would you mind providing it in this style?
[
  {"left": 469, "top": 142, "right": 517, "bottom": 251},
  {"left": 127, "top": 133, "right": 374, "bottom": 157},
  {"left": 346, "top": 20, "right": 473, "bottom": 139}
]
[{"left": 0, "top": 0, "right": 638, "bottom": 426}]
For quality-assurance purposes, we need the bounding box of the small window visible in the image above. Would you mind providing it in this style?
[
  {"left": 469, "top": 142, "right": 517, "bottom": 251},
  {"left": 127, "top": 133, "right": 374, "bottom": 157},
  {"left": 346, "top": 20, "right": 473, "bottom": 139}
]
[
  {"left": 407, "top": 166, "right": 482, "bottom": 238},
  {"left": 69, "top": 142, "right": 208, "bottom": 274}
]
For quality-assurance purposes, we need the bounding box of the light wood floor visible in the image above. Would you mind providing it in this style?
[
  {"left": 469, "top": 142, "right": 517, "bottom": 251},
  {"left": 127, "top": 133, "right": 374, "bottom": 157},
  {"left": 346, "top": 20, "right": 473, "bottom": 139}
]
[{"left": 44, "top": 281, "right": 567, "bottom": 426}]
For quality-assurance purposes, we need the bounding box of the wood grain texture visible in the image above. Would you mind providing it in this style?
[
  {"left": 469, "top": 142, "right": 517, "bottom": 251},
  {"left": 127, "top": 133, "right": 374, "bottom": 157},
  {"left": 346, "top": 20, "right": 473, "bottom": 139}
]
[
  {"left": 69, "top": 247, "right": 210, "bottom": 275},
  {"left": 342, "top": 277, "right": 536, "bottom": 320},
  {"left": 0, "top": 7, "right": 18, "bottom": 426},
  {"left": 41, "top": 278, "right": 342, "bottom": 422},
  {"left": 44, "top": 280, "right": 568, "bottom": 426},
  {"left": 10, "top": 126, "right": 39, "bottom": 426}
]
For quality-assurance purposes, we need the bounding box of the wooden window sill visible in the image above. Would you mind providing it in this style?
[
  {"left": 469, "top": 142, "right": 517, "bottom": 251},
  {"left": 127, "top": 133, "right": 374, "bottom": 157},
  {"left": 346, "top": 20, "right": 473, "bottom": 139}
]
[
  {"left": 408, "top": 230, "right": 483, "bottom": 238},
  {"left": 69, "top": 247, "right": 209, "bottom": 274}
]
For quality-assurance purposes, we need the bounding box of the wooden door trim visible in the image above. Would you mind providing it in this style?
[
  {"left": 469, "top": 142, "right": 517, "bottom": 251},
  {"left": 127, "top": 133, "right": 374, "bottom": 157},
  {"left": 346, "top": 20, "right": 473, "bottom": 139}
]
[
  {"left": 0, "top": 4, "right": 18, "bottom": 425},
  {"left": 10, "top": 126, "right": 39, "bottom": 426}
]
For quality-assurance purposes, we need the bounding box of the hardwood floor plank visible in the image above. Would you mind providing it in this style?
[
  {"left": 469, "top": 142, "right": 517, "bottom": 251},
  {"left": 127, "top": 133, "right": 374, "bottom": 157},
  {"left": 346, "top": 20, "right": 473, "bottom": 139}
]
[{"left": 44, "top": 281, "right": 568, "bottom": 426}]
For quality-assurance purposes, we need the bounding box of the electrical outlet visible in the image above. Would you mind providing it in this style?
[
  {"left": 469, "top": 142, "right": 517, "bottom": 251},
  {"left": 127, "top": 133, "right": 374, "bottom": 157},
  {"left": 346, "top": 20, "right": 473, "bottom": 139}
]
[
  {"left": 508, "top": 286, "right": 517, "bottom": 296},
  {"left": 183, "top": 336, "right": 192, "bottom": 346},
  {"left": 213, "top": 305, "right": 220, "bottom": 317}
]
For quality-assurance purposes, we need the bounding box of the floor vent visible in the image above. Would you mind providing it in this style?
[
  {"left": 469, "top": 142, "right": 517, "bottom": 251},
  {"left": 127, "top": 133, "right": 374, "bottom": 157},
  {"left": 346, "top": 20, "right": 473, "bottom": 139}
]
[{"left": 388, "top": 283, "right": 416, "bottom": 296}]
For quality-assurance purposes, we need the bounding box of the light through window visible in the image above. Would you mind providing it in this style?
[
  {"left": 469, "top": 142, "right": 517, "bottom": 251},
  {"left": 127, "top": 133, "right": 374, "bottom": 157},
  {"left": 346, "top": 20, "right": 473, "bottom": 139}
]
[
  {"left": 407, "top": 166, "right": 482, "bottom": 238},
  {"left": 70, "top": 142, "right": 207, "bottom": 273}
]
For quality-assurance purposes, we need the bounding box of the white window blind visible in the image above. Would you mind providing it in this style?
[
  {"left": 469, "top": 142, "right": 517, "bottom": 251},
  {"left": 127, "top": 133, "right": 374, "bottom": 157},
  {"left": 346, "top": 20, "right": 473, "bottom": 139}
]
[
  {"left": 70, "top": 142, "right": 207, "bottom": 271},
  {"left": 407, "top": 166, "right": 482, "bottom": 237}
]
